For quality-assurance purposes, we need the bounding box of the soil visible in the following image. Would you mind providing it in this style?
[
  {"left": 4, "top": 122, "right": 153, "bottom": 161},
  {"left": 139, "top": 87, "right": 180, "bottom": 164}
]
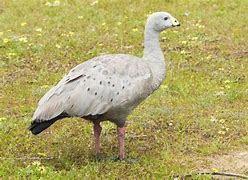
[{"left": 198, "top": 147, "right": 248, "bottom": 177}]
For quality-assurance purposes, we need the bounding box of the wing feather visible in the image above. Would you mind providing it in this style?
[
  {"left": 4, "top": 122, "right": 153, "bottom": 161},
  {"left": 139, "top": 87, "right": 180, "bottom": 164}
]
[{"left": 32, "top": 54, "right": 152, "bottom": 122}]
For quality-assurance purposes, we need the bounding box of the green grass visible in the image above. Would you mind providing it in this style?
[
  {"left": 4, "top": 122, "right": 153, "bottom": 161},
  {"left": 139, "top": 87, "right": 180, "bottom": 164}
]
[{"left": 0, "top": 0, "right": 248, "bottom": 178}]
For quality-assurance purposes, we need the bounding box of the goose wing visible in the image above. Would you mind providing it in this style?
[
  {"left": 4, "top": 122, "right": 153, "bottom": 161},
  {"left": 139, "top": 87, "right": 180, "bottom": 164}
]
[{"left": 32, "top": 54, "right": 152, "bottom": 122}]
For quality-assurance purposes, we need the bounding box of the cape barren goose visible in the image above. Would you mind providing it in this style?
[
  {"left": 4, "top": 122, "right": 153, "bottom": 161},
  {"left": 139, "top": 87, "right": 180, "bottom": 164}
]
[{"left": 29, "top": 12, "right": 180, "bottom": 160}]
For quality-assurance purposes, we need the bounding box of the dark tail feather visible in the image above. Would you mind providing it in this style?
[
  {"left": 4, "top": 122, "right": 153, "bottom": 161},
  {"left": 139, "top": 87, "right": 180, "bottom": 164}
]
[{"left": 29, "top": 112, "right": 69, "bottom": 135}]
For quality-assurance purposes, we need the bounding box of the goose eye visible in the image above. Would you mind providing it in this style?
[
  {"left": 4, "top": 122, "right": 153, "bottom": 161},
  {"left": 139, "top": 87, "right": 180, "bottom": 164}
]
[{"left": 164, "top": 17, "right": 168, "bottom": 21}]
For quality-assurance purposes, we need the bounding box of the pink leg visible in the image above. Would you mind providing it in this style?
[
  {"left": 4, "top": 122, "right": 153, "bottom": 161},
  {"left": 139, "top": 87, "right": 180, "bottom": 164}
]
[
  {"left": 93, "top": 121, "right": 102, "bottom": 156},
  {"left": 117, "top": 127, "right": 125, "bottom": 160}
]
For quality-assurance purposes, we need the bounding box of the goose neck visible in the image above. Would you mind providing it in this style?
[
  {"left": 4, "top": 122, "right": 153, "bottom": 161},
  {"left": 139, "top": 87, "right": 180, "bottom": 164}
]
[{"left": 143, "top": 27, "right": 164, "bottom": 63}]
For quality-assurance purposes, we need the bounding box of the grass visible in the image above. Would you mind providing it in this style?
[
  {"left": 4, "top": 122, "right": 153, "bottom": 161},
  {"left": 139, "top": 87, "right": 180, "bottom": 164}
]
[{"left": 0, "top": 0, "right": 248, "bottom": 178}]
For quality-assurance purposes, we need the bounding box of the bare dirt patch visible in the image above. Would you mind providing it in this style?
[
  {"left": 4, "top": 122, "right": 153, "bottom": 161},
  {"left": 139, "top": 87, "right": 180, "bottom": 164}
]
[{"left": 202, "top": 148, "right": 248, "bottom": 174}]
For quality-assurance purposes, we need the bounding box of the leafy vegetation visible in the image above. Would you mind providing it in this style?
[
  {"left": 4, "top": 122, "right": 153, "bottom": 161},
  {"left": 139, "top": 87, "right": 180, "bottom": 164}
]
[{"left": 0, "top": 0, "right": 247, "bottom": 178}]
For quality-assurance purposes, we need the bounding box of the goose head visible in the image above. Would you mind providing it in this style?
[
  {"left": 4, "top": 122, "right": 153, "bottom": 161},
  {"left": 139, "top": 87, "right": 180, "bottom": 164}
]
[{"left": 146, "top": 12, "right": 180, "bottom": 32}]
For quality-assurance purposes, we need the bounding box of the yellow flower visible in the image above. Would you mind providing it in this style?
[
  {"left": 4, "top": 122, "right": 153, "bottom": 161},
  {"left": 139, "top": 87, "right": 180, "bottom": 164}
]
[
  {"left": 32, "top": 161, "right": 41, "bottom": 166},
  {"left": 146, "top": 13, "right": 152, "bottom": 17},
  {"left": 181, "top": 41, "right": 187, "bottom": 44},
  {"left": 21, "top": 22, "right": 27, "bottom": 27},
  {"left": 132, "top": 28, "right": 138, "bottom": 32},
  {"left": 37, "top": 152, "right": 47, "bottom": 157},
  {"left": 101, "top": 22, "right": 106, "bottom": 26},
  {"left": 225, "top": 85, "right": 231, "bottom": 89},
  {"left": 3, "top": 38, "right": 10, "bottom": 43},
  {"left": 180, "top": 50, "right": 187, "bottom": 54},
  {"left": 0, "top": 117, "right": 7, "bottom": 121},
  {"left": 117, "top": 22, "right": 122, "bottom": 26},
  {"left": 41, "top": 85, "right": 49, "bottom": 88},
  {"left": 77, "top": 16, "right": 83, "bottom": 19},
  {"left": 218, "top": 130, "right": 225, "bottom": 135},
  {"left": 196, "top": 23, "right": 205, "bottom": 29},
  {"left": 161, "top": 85, "right": 168, "bottom": 89},
  {"left": 68, "top": 31, "right": 74, "bottom": 36},
  {"left": 48, "top": 0, "right": 60, "bottom": 7},
  {"left": 8, "top": 52, "right": 16, "bottom": 56},
  {"left": 55, "top": 44, "right": 61, "bottom": 48},
  {"left": 38, "top": 166, "right": 46, "bottom": 173},
  {"left": 191, "top": 37, "right": 198, "bottom": 41},
  {"left": 35, "top": 28, "right": 42, "bottom": 32},
  {"left": 90, "top": 1, "right": 98, "bottom": 6},
  {"left": 210, "top": 116, "right": 217, "bottom": 122},
  {"left": 206, "top": 55, "right": 212, "bottom": 60},
  {"left": 212, "top": 168, "right": 219, "bottom": 173},
  {"left": 45, "top": 2, "right": 51, "bottom": 6},
  {"left": 224, "top": 80, "right": 230, "bottom": 84},
  {"left": 214, "top": 91, "right": 225, "bottom": 96},
  {"left": 19, "top": 37, "right": 28, "bottom": 43},
  {"left": 219, "top": 119, "right": 225, "bottom": 124}
]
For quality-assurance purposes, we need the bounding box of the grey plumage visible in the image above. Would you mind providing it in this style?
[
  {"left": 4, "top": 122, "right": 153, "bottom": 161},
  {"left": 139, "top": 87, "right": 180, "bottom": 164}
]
[
  {"left": 29, "top": 11, "right": 180, "bottom": 160},
  {"left": 31, "top": 54, "right": 153, "bottom": 131}
]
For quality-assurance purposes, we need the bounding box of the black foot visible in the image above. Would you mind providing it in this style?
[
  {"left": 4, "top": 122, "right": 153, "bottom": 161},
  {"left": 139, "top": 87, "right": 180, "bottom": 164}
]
[
  {"left": 95, "top": 153, "right": 103, "bottom": 161},
  {"left": 111, "top": 156, "right": 123, "bottom": 162},
  {"left": 125, "top": 158, "right": 139, "bottom": 164},
  {"left": 111, "top": 157, "right": 139, "bottom": 163}
]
